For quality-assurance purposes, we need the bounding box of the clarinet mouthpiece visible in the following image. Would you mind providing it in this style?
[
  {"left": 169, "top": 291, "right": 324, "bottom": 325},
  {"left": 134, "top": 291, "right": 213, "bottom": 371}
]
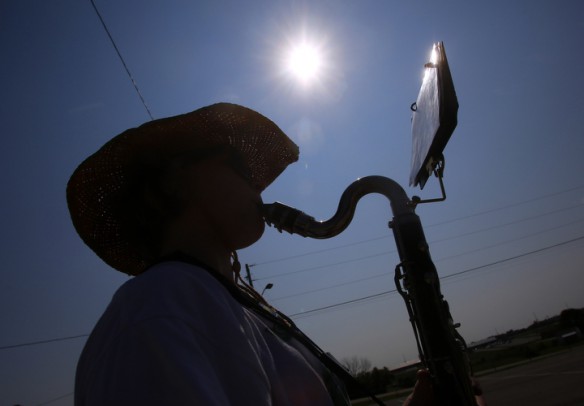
[{"left": 262, "top": 202, "right": 314, "bottom": 236}]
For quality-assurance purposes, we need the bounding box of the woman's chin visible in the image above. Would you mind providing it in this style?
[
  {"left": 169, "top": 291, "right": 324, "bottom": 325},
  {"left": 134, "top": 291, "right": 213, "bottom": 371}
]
[{"left": 234, "top": 219, "right": 265, "bottom": 251}]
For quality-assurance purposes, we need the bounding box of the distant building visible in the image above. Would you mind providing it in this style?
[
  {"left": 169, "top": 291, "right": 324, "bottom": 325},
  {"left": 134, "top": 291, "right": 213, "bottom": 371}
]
[{"left": 468, "top": 336, "right": 498, "bottom": 350}]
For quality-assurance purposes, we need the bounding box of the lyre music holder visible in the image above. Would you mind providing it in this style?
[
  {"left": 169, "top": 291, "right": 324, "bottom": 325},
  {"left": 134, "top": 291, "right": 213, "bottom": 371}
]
[{"left": 409, "top": 42, "right": 458, "bottom": 204}]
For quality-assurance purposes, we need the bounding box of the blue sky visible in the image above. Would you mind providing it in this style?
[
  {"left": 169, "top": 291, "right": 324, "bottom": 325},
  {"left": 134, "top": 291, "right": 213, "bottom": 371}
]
[{"left": 1, "top": 1, "right": 584, "bottom": 405}]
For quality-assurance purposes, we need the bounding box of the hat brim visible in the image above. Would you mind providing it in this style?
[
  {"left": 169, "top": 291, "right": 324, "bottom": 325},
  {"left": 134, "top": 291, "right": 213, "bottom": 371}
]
[{"left": 67, "top": 103, "right": 299, "bottom": 275}]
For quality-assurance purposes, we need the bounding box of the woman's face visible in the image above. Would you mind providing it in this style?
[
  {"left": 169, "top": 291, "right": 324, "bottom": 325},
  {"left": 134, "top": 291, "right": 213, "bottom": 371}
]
[{"left": 172, "top": 149, "right": 266, "bottom": 252}]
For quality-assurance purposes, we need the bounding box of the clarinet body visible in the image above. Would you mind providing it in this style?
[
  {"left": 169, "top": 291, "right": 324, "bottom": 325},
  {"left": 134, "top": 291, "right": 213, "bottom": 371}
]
[{"left": 263, "top": 175, "right": 477, "bottom": 406}]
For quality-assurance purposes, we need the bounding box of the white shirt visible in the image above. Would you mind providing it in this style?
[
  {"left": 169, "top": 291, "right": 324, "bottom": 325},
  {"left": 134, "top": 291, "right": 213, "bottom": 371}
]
[{"left": 75, "top": 261, "right": 350, "bottom": 405}]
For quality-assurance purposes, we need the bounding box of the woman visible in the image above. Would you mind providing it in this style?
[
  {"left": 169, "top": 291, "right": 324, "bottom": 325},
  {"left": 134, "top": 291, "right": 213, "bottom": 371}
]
[{"left": 68, "top": 102, "right": 447, "bottom": 405}]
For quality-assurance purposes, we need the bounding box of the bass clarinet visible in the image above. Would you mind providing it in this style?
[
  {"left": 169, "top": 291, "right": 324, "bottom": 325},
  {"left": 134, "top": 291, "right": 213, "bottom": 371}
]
[{"left": 263, "top": 175, "right": 477, "bottom": 406}]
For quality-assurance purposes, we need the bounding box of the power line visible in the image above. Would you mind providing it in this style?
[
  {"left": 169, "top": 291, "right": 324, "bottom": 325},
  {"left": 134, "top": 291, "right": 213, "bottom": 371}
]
[
  {"left": 4, "top": 235, "right": 583, "bottom": 349},
  {"left": 288, "top": 235, "right": 584, "bottom": 319},
  {"left": 422, "top": 183, "right": 584, "bottom": 229},
  {"left": 290, "top": 290, "right": 392, "bottom": 318},
  {"left": 255, "top": 184, "right": 584, "bottom": 268},
  {"left": 430, "top": 202, "right": 583, "bottom": 245},
  {"left": 255, "top": 202, "right": 584, "bottom": 281},
  {"left": 268, "top": 216, "right": 584, "bottom": 301},
  {"left": 271, "top": 272, "right": 390, "bottom": 302},
  {"left": 434, "top": 216, "right": 584, "bottom": 264},
  {"left": 256, "top": 250, "right": 392, "bottom": 281},
  {"left": 90, "top": 0, "right": 154, "bottom": 120},
  {"left": 441, "top": 235, "right": 584, "bottom": 281},
  {"left": 36, "top": 392, "right": 74, "bottom": 406},
  {"left": 255, "top": 235, "right": 389, "bottom": 266},
  {"left": 0, "top": 334, "right": 88, "bottom": 351}
]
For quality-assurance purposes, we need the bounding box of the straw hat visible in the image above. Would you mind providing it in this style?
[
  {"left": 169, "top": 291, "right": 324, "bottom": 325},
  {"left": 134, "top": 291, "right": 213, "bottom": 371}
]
[{"left": 67, "top": 103, "right": 299, "bottom": 275}]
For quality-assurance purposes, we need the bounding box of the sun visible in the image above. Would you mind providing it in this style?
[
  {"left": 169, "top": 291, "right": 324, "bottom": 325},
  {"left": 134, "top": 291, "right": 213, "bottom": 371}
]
[
  {"left": 286, "top": 42, "right": 323, "bottom": 84},
  {"left": 269, "top": 23, "right": 342, "bottom": 98}
]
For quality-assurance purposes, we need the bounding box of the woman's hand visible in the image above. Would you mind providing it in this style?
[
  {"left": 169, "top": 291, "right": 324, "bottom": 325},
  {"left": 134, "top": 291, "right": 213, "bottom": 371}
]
[{"left": 402, "top": 370, "right": 487, "bottom": 406}]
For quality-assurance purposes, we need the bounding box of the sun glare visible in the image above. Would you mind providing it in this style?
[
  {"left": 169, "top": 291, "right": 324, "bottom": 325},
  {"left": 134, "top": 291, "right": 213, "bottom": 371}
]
[
  {"left": 270, "top": 23, "right": 342, "bottom": 98},
  {"left": 286, "top": 42, "right": 323, "bottom": 84}
]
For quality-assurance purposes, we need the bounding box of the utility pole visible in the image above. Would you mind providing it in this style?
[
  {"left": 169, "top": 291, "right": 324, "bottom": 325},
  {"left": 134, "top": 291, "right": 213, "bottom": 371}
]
[{"left": 245, "top": 264, "right": 254, "bottom": 287}]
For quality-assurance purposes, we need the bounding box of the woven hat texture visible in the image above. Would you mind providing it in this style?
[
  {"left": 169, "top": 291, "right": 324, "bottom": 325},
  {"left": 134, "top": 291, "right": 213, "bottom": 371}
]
[{"left": 67, "top": 103, "right": 299, "bottom": 275}]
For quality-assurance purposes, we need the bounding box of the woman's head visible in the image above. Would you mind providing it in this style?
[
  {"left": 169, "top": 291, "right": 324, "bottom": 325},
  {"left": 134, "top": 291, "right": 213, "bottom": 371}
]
[{"left": 67, "top": 103, "right": 298, "bottom": 275}]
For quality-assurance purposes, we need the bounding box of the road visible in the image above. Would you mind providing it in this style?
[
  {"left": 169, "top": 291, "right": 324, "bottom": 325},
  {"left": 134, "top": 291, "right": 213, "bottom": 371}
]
[
  {"left": 478, "top": 344, "right": 584, "bottom": 405},
  {"left": 354, "top": 344, "right": 584, "bottom": 405}
]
